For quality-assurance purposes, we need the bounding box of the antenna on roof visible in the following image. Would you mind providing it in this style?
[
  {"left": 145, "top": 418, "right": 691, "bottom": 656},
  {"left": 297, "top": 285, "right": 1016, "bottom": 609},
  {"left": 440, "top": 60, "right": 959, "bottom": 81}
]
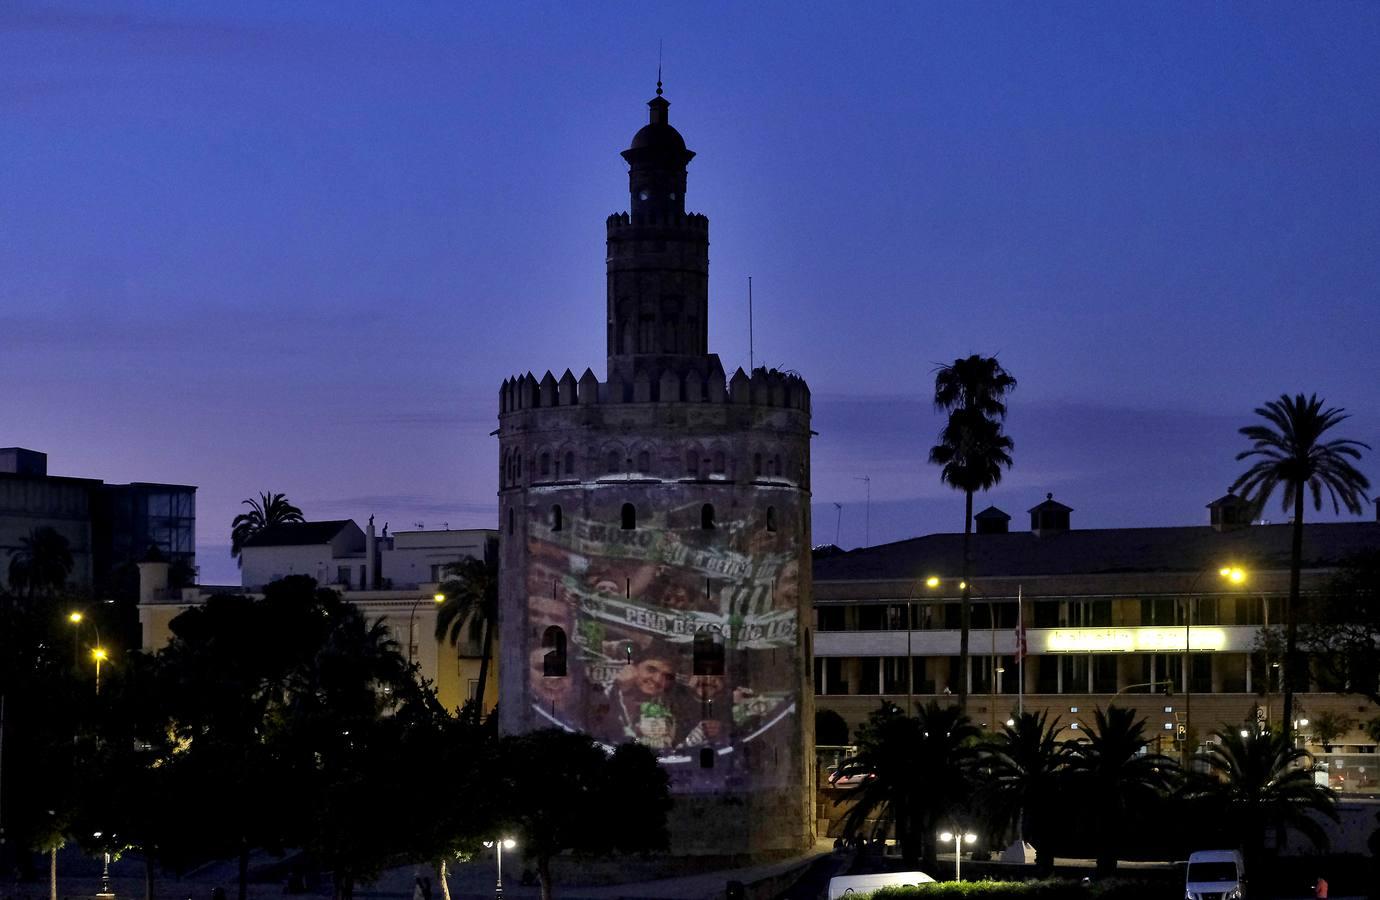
[
  {"left": 657, "top": 39, "right": 663, "bottom": 96},
  {"left": 748, "top": 276, "right": 754, "bottom": 371}
]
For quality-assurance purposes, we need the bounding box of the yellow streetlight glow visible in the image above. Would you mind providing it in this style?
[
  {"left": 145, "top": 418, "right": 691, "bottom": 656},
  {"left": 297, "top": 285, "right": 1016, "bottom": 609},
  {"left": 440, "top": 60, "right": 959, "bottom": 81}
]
[
  {"left": 434, "top": 593, "right": 445, "bottom": 604},
  {"left": 925, "top": 576, "right": 940, "bottom": 589},
  {"left": 959, "top": 581, "right": 967, "bottom": 590},
  {"left": 68, "top": 611, "right": 83, "bottom": 623},
  {"left": 92, "top": 647, "right": 108, "bottom": 661}
]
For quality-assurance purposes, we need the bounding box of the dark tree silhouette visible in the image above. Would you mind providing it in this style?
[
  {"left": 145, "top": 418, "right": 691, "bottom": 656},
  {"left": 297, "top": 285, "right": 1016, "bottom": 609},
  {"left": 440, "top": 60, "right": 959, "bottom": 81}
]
[
  {"left": 7, "top": 526, "right": 74, "bottom": 597},
  {"left": 836, "top": 701, "right": 980, "bottom": 870},
  {"left": 982, "top": 710, "right": 1072, "bottom": 874},
  {"left": 501, "top": 729, "right": 670, "bottom": 900},
  {"left": 435, "top": 555, "right": 499, "bottom": 719},
  {"left": 1188, "top": 723, "right": 1337, "bottom": 868},
  {"left": 1066, "top": 705, "right": 1178, "bottom": 876},
  {"left": 929, "top": 380, "right": 1016, "bottom": 712},
  {"left": 229, "top": 491, "right": 304, "bottom": 563},
  {"left": 1231, "top": 393, "right": 1370, "bottom": 739}
]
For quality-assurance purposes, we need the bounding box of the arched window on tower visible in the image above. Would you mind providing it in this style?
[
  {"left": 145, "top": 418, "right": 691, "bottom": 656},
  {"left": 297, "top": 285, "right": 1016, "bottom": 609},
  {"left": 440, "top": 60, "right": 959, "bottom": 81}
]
[
  {"left": 515, "top": 452, "right": 523, "bottom": 484},
  {"left": 539, "top": 452, "right": 550, "bottom": 478},
  {"left": 753, "top": 453, "right": 763, "bottom": 477},
  {"left": 713, "top": 450, "right": 726, "bottom": 474},
  {"left": 766, "top": 506, "right": 777, "bottom": 533},
  {"left": 542, "top": 626, "right": 568, "bottom": 677},
  {"left": 607, "top": 450, "right": 621, "bottom": 474},
  {"left": 508, "top": 507, "right": 515, "bottom": 535},
  {"left": 621, "top": 503, "right": 637, "bottom": 530},
  {"left": 701, "top": 503, "right": 716, "bottom": 530},
  {"left": 686, "top": 450, "right": 699, "bottom": 477},
  {"left": 550, "top": 505, "right": 563, "bottom": 532},
  {"left": 564, "top": 451, "right": 576, "bottom": 477},
  {"left": 637, "top": 450, "right": 650, "bottom": 473}
]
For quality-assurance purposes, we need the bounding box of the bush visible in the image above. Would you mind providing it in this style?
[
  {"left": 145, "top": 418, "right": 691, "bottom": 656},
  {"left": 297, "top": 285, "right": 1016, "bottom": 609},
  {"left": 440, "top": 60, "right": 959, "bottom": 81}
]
[{"left": 873, "top": 878, "right": 1167, "bottom": 900}]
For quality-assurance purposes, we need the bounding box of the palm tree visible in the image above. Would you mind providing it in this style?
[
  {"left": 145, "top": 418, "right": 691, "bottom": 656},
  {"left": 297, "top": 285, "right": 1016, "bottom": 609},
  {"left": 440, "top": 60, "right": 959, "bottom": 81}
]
[
  {"left": 1231, "top": 394, "right": 1371, "bottom": 739},
  {"left": 7, "top": 526, "right": 74, "bottom": 596},
  {"left": 933, "top": 354, "right": 1018, "bottom": 419},
  {"left": 1066, "top": 705, "right": 1178, "bottom": 876},
  {"left": 229, "top": 492, "right": 305, "bottom": 564},
  {"left": 1190, "top": 724, "right": 1337, "bottom": 867},
  {"left": 435, "top": 556, "right": 499, "bottom": 720},
  {"left": 929, "top": 408, "right": 1015, "bottom": 712},
  {"left": 981, "top": 710, "right": 1072, "bottom": 874},
  {"left": 836, "top": 701, "right": 980, "bottom": 870}
]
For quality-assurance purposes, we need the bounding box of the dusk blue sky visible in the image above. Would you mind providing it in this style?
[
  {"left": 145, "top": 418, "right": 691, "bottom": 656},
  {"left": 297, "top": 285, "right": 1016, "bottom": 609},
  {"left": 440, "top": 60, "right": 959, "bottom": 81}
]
[{"left": 4, "top": 2, "right": 1378, "bottom": 585}]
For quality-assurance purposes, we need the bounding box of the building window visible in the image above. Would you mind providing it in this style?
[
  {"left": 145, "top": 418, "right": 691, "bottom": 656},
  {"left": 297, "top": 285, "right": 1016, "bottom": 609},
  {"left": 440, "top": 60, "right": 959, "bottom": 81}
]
[
  {"left": 336, "top": 566, "right": 351, "bottom": 587},
  {"left": 551, "top": 505, "right": 563, "bottom": 532},
  {"left": 817, "top": 607, "right": 846, "bottom": 631},
  {"left": 621, "top": 503, "right": 636, "bottom": 530},
  {"left": 637, "top": 450, "right": 651, "bottom": 473},
  {"left": 693, "top": 631, "right": 725, "bottom": 676},
  {"left": 701, "top": 503, "right": 715, "bottom": 529},
  {"left": 753, "top": 453, "right": 763, "bottom": 477},
  {"left": 466, "top": 678, "right": 480, "bottom": 701},
  {"left": 539, "top": 452, "right": 550, "bottom": 477},
  {"left": 713, "top": 451, "right": 726, "bottom": 474},
  {"left": 607, "top": 450, "right": 620, "bottom": 474},
  {"left": 766, "top": 506, "right": 777, "bottom": 532},
  {"left": 564, "top": 451, "right": 576, "bottom": 477},
  {"left": 515, "top": 452, "right": 522, "bottom": 483},
  {"left": 508, "top": 508, "right": 514, "bottom": 535},
  {"left": 686, "top": 450, "right": 699, "bottom": 476},
  {"left": 542, "top": 626, "right": 568, "bottom": 677}
]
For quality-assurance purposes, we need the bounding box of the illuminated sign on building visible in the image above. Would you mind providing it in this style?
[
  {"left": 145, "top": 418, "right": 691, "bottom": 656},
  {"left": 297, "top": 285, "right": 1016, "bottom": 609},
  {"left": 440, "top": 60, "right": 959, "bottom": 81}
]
[{"left": 1043, "top": 627, "right": 1227, "bottom": 653}]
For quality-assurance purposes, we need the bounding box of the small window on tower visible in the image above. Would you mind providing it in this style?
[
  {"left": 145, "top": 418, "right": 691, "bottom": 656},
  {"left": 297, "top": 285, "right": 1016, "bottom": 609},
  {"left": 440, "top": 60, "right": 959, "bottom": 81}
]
[
  {"left": 621, "top": 503, "right": 637, "bottom": 530},
  {"left": 713, "top": 451, "right": 725, "bottom": 474},
  {"left": 508, "top": 507, "right": 514, "bottom": 535},
  {"left": 766, "top": 506, "right": 777, "bottom": 533},
  {"left": 551, "top": 505, "right": 563, "bottom": 532},
  {"left": 686, "top": 450, "right": 698, "bottom": 477},
  {"left": 542, "top": 626, "right": 568, "bottom": 677},
  {"left": 637, "top": 450, "right": 650, "bottom": 473},
  {"left": 564, "top": 451, "right": 576, "bottom": 477},
  {"left": 701, "top": 504, "right": 716, "bottom": 530},
  {"left": 539, "top": 453, "right": 550, "bottom": 477},
  {"left": 753, "top": 453, "right": 763, "bottom": 477},
  {"left": 607, "top": 451, "right": 620, "bottom": 474}
]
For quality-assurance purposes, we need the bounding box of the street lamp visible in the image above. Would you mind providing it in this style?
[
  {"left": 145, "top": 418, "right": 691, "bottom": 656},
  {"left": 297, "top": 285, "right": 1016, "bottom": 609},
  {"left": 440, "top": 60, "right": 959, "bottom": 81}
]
[
  {"left": 407, "top": 592, "right": 447, "bottom": 666},
  {"left": 67, "top": 611, "right": 103, "bottom": 673},
  {"left": 481, "top": 837, "right": 517, "bottom": 898},
  {"left": 1183, "top": 566, "right": 1248, "bottom": 762},
  {"left": 93, "top": 831, "right": 115, "bottom": 899},
  {"left": 91, "top": 647, "right": 109, "bottom": 696},
  {"left": 938, "top": 828, "right": 977, "bottom": 881}
]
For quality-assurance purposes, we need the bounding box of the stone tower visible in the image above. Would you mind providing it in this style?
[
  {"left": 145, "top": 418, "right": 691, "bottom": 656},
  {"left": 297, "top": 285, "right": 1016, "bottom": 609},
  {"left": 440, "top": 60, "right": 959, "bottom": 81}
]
[{"left": 496, "top": 87, "right": 815, "bottom": 860}]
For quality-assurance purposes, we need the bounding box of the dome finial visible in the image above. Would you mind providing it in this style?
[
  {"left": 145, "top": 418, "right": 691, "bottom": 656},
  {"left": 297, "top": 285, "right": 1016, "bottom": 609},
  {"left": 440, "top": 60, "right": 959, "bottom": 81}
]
[{"left": 656, "top": 39, "right": 664, "bottom": 96}]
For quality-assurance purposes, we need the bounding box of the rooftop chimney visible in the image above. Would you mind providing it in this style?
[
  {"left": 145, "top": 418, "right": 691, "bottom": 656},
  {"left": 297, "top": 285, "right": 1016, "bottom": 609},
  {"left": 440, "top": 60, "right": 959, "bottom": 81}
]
[
  {"left": 1207, "top": 489, "right": 1252, "bottom": 532},
  {"left": 975, "top": 506, "right": 1011, "bottom": 535},
  {"left": 1029, "top": 493, "right": 1072, "bottom": 537}
]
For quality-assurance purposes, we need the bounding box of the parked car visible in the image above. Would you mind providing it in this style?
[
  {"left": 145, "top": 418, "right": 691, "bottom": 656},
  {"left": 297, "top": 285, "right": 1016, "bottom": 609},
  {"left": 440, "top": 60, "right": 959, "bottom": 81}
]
[
  {"left": 1185, "top": 849, "right": 1246, "bottom": 900},
  {"left": 826, "top": 765, "right": 875, "bottom": 788},
  {"left": 828, "top": 871, "right": 934, "bottom": 898}
]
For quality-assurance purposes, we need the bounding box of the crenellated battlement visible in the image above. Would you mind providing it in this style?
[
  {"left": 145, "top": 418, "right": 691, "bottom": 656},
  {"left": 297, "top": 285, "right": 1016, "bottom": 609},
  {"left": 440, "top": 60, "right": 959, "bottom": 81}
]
[
  {"left": 606, "top": 211, "right": 709, "bottom": 235},
  {"left": 499, "top": 363, "right": 809, "bottom": 415}
]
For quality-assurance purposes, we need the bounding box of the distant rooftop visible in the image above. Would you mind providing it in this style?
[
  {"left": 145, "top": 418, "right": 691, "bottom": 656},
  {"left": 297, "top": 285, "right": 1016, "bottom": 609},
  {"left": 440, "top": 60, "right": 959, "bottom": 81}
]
[
  {"left": 814, "top": 521, "right": 1380, "bottom": 582},
  {"left": 242, "top": 520, "right": 356, "bottom": 548}
]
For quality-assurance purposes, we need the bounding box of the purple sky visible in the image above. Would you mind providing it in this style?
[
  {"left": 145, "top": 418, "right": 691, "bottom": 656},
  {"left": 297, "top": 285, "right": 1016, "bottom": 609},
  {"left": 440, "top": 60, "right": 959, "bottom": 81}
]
[{"left": 4, "top": 1, "right": 1378, "bottom": 586}]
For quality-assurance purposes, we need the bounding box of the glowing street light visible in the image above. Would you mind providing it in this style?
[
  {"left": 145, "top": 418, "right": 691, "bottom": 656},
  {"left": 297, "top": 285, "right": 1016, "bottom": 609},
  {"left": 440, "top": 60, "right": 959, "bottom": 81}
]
[
  {"left": 407, "top": 592, "right": 448, "bottom": 666},
  {"left": 92, "top": 647, "right": 108, "bottom": 695},
  {"left": 938, "top": 828, "right": 977, "bottom": 881},
  {"left": 482, "top": 837, "right": 517, "bottom": 898}
]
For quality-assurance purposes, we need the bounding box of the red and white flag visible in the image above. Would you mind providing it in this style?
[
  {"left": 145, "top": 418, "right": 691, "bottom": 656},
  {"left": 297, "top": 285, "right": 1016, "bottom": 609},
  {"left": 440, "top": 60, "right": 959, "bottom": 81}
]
[{"left": 1014, "top": 618, "right": 1027, "bottom": 663}]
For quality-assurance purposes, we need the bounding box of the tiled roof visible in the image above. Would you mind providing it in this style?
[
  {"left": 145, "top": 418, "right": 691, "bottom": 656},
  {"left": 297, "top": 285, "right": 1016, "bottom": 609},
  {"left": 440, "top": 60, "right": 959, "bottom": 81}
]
[{"left": 813, "top": 522, "right": 1380, "bottom": 582}]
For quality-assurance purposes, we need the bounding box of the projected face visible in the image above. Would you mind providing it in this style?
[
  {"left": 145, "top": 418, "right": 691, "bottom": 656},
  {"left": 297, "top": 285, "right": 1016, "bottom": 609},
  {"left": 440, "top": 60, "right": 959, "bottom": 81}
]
[{"left": 526, "top": 492, "right": 800, "bottom": 792}]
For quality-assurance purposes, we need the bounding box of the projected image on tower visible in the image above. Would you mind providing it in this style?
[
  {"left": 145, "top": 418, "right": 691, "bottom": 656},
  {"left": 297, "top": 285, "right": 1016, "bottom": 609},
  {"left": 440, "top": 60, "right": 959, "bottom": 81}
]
[{"left": 526, "top": 495, "right": 798, "bottom": 791}]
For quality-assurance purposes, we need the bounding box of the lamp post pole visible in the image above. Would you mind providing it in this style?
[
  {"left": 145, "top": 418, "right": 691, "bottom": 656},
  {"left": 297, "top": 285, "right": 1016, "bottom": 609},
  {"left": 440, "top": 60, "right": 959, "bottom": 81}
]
[
  {"left": 408, "top": 593, "right": 446, "bottom": 667},
  {"left": 483, "top": 838, "right": 515, "bottom": 900}
]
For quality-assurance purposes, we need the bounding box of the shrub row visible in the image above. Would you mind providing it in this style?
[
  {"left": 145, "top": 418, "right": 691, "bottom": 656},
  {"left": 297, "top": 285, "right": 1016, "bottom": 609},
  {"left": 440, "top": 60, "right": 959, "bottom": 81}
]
[{"left": 872, "top": 878, "right": 1168, "bottom": 900}]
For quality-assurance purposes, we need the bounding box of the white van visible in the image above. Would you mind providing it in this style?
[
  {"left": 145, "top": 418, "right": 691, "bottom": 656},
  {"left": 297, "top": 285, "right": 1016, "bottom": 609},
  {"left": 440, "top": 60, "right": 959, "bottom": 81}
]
[
  {"left": 827, "top": 871, "right": 936, "bottom": 898},
  {"left": 1186, "top": 849, "right": 1246, "bottom": 900}
]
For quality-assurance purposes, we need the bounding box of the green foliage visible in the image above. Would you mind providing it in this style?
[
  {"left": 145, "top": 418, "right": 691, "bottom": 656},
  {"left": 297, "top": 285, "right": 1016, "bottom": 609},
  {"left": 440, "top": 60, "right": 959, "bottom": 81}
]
[
  {"left": 980, "top": 711, "right": 1073, "bottom": 874},
  {"left": 435, "top": 555, "right": 500, "bottom": 718},
  {"left": 1310, "top": 710, "right": 1355, "bottom": 746},
  {"left": 873, "top": 879, "right": 1166, "bottom": 900},
  {"left": 229, "top": 490, "right": 304, "bottom": 561},
  {"left": 1300, "top": 550, "right": 1380, "bottom": 706}
]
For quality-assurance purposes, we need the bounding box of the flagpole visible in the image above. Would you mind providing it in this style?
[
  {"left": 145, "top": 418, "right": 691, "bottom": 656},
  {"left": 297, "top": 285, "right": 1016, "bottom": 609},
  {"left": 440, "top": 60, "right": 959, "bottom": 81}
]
[{"left": 1017, "top": 585, "right": 1024, "bottom": 718}]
